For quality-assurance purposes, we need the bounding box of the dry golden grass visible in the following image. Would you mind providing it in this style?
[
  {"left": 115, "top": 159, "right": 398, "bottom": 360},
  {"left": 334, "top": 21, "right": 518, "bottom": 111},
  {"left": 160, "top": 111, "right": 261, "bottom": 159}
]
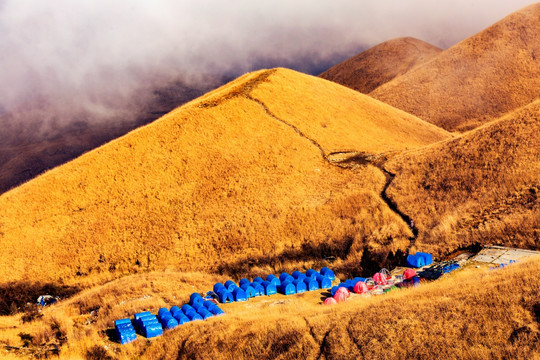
[
  {"left": 0, "top": 68, "right": 448, "bottom": 285},
  {"left": 386, "top": 100, "right": 540, "bottom": 257},
  {"left": 319, "top": 37, "right": 442, "bottom": 93},
  {"left": 370, "top": 3, "right": 540, "bottom": 131},
  {"left": 2, "top": 256, "right": 538, "bottom": 359}
]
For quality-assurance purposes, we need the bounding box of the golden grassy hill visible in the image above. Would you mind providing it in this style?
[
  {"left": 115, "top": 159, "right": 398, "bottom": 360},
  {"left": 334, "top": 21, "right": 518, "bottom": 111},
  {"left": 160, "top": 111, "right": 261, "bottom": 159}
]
[
  {"left": 370, "top": 3, "right": 540, "bottom": 132},
  {"left": 319, "top": 37, "right": 442, "bottom": 93},
  {"left": 385, "top": 99, "right": 540, "bottom": 257},
  {"left": 1, "top": 255, "right": 538, "bottom": 359},
  {"left": 0, "top": 68, "right": 450, "bottom": 286}
]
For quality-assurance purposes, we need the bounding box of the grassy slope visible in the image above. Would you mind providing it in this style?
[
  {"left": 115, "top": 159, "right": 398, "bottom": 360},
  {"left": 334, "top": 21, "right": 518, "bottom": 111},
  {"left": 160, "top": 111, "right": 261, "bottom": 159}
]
[
  {"left": 2, "top": 256, "right": 538, "bottom": 359},
  {"left": 0, "top": 68, "right": 449, "bottom": 285},
  {"left": 386, "top": 100, "right": 540, "bottom": 257},
  {"left": 319, "top": 37, "right": 442, "bottom": 93},
  {"left": 370, "top": 3, "right": 540, "bottom": 131}
]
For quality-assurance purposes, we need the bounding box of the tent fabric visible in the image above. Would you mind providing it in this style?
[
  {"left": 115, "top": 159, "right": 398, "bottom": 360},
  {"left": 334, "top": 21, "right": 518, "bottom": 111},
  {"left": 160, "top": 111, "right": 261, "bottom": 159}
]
[
  {"left": 324, "top": 297, "right": 337, "bottom": 305},
  {"left": 406, "top": 254, "right": 426, "bottom": 268},
  {"left": 279, "top": 281, "right": 296, "bottom": 295},
  {"left": 158, "top": 308, "right": 170, "bottom": 319},
  {"left": 279, "top": 272, "right": 291, "bottom": 282},
  {"left": 187, "top": 312, "right": 203, "bottom": 321},
  {"left": 417, "top": 252, "right": 433, "bottom": 266},
  {"left": 403, "top": 269, "right": 417, "bottom": 280},
  {"left": 335, "top": 286, "right": 350, "bottom": 298},
  {"left": 190, "top": 293, "right": 204, "bottom": 308},
  {"left": 373, "top": 273, "right": 388, "bottom": 285},
  {"left": 305, "top": 269, "right": 319, "bottom": 279},
  {"left": 316, "top": 275, "right": 332, "bottom": 289},
  {"left": 115, "top": 319, "right": 137, "bottom": 345},
  {"left": 232, "top": 287, "right": 248, "bottom": 302},
  {"left": 183, "top": 308, "right": 197, "bottom": 318},
  {"left": 170, "top": 306, "right": 182, "bottom": 317},
  {"left": 293, "top": 279, "right": 307, "bottom": 293},
  {"left": 203, "top": 300, "right": 216, "bottom": 309},
  {"left": 240, "top": 284, "right": 257, "bottom": 298},
  {"left": 217, "top": 289, "right": 234, "bottom": 303},
  {"left": 353, "top": 281, "right": 368, "bottom": 294},
  {"left": 180, "top": 305, "right": 194, "bottom": 314},
  {"left": 292, "top": 271, "right": 306, "bottom": 280},
  {"left": 159, "top": 314, "right": 179, "bottom": 329},
  {"left": 213, "top": 283, "right": 225, "bottom": 294},
  {"left": 173, "top": 312, "right": 190, "bottom": 325},
  {"left": 261, "top": 281, "right": 277, "bottom": 295},
  {"left": 304, "top": 278, "right": 319, "bottom": 291},
  {"left": 251, "top": 282, "right": 265, "bottom": 296},
  {"left": 266, "top": 275, "right": 281, "bottom": 287},
  {"left": 208, "top": 305, "right": 225, "bottom": 316},
  {"left": 320, "top": 267, "right": 335, "bottom": 281},
  {"left": 142, "top": 322, "right": 163, "bottom": 338},
  {"left": 197, "top": 307, "right": 213, "bottom": 317},
  {"left": 239, "top": 278, "right": 251, "bottom": 287},
  {"left": 253, "top": 277, "right": 264, "bottom": 284},
  {"left": 224, "top": 280, "right": 238, "bottom": 292},
  {"left": 333, "top": 291, "right": 348, "bottom": 303}
]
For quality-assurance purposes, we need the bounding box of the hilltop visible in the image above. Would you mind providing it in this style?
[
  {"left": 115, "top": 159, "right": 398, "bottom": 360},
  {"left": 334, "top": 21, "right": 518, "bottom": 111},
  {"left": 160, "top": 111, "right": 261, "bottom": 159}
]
[
  {"left": 385, "top": 99, "right": 540, "bottom": 256},
  {"left": 0, "top": 68, "right": 450, "bottom": 285},
  {"left": 370, "top": 3, "right": 540, "bottom": 131},
  {"left": 319, "top": 37, "right": 441, "bottom": 93}
]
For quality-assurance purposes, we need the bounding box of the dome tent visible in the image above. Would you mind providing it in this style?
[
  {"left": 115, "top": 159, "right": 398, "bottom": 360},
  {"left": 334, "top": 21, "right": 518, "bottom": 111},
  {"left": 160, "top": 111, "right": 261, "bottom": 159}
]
[
  {"left": 266, "top": 274, "right": 281, "bottom": 287},
  {"left": 320, "top": 267, "right": 335, "bottom": 280},
  {"left": 217, "top": 289, "right": 234, "bottom": 303},
  {"left": 353, "top": 281, "right": 368, "bottom": 294},
  {"left": 279, "top": 281, "right": 296, "bottom": 295},
  {"left": 324, "top": 297, "right": 337, "bottom": 305},
  {"left": 304, "top": 277, "right": 319, "bottom": 291},
  {"left": 261, "top": 281, "right": 277, "bottom": 295},
  {"left": 224, "top": 280, "right": 238, "bottom": 292},
  {"left": 213, "top": 282, "right": 225, "bottom": 294},
  {"left": 293, "top": 279, "right": 307, "bottom": 293},
  {"left": 253, "top": 277, "right": 264, "bottom": 283},
  {"left": 239, "top": 278, "right": 251, "bottom": 287},
  {"left": 190, "top": 293, "right": 204, "bottom": 308},
  {"left": 240, "top": 284, "right": 257, "bottom": 298},
  {"left": 251, "top": 282, "right": 265, "bottom": 296},
  {"left": 406, "top": 254, "right": 425, "bottom": 268},
  {"left": 173, "top": 312, "right": 190, "bottom": 325},
  {"left": 316, "top": 275, "right": 332, "bottom": 289},
  {"left": 292, "top": 271, "right": 306, "bottom": 281},
  {"left": 232, "top": 287, "right": 248, "bottom": 302},
  {"left": 305, "top": 269, "right": 319, "bottom": 279}
]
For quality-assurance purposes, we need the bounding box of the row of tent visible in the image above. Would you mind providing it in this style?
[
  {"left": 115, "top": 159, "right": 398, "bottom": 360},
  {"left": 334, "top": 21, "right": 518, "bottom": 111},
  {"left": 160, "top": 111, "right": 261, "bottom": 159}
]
[
  {"left": 114, "top": 293, "right": 224, "bottom": 344},
  {"left": 213, "top": 267, "right": 336, "bottom": 302}
]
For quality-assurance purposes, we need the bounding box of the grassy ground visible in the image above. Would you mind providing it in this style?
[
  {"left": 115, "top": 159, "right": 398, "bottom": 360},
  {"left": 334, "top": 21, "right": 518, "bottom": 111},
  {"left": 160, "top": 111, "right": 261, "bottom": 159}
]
[
  {"left": 370, "top": 3, "right": 540, "bottom": 131},
  {"left": 0, "top": 68, "right": 449, "bottom": 287},
  {"left": 1, "top": 256, "right": 538, "bottom": 359},
  {"left": 386, "top": 100, "right": 540, "bottom": 257}
]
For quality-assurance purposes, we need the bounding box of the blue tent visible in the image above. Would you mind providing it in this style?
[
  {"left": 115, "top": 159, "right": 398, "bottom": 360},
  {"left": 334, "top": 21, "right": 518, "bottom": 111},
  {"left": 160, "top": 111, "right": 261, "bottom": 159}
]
[
  {"left": 279, "top": 281, "right": 296, "bottom": 295},
  {"left": 190, "top": 293, "right": 204, "bottom": 308},
  {"left": 134, "top": 314, "right": 163, "bottom": 338},
  {"left": 251, "top": 282, "right": 265, "bottom": 296},
  {"left": 305, "top": 269, "right": 319, "bottom": 279},
  {"left": 115, "top": 319, "right": 137, "bottom": 345},
  {"left": 261, "top": 281, "right": 277, "bottom": 295},
  {"left": 292, "top": 271, "right": 306, "bottom": 281},
  {"left": 208, "top": 306, "right": 225, "bottom": 316},
  {"left": 293, "top": 279, "right": 307, "bottom": 293},
  {"left": 173, "top": 312, "right": 190, "bottom": 325},
  {"left": 203, "top": 300, "right": 216, "bottom": 309},
  {"left": 186, "top": 312, "right": 203, "bottom": 321},
  {"left": 416, "top": 252, "right": 433, "bottom": 266},
  {"left": 240, "top": 284, "right": 257, "bottom": 298},
  {"left": 158, "top": 308, "right": 170, "bottom": 319},
  {"left": 213, "top": 282, "right": 225, "bottom": 294},
  {"left": 181, "top": 304, "right": 194, "bottom": 314},
  {"left": 232, "top": 287, "right": 248, "bottom": 302},
  {"left": 304, "top": 278, "right": 319, "bottom": 291},
  {"left": 279, "top": 272, "right": 291, "bottom": 282},
  {"left": 253, "top": 277, "right": 264, "bottom": 284},
  {"left": 170, "top": 306, "right": 182, "bottom": 317},
  {"left": 353, "top": 277, "right": 366, "bottom": 283},
  {"left": 266, "top": 274, "right": 281, "bottom": 287},
  {"left": 406, "top": 254, "right": 425, "bottom": 268},
  {"left": 224, "top": 280, "right": 238, "bottom": 292},
  {"left": 239, "top": 278, "right": 251, "bottom": 287},
  {"left": 197, "top": 307, "right": 213, "bottom": 319},
  {"left": 159, "top": 313, "right": 179, "bottom": 329},
  {"left": 316, "top": 275, "right": 332, "bottom": 289},
  {"left": 182, "top": 308, "right": 197, "bottom": 318},
  {"left": 142, "top": 322, "right": 163, "bottom": 338},
  {"left": 217, "top": 289, "right": 234, "bottom": 303},
  {"left": 320, "top": 267, "right": 335, "bottom": 281}
]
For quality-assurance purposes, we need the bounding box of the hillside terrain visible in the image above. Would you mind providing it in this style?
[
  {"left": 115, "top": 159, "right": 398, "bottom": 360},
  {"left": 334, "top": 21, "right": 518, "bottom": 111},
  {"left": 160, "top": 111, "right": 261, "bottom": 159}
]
[
  {"left": 319, "top": 37, "right": 441, "bottom": 93},
  {"left": 386, "top": 100, "right": 540, "bottom": 256},
  {"left": 0, "top": 75, "right": 227, "bottom": 195},
  {"left": 370, "top": 2, "right": 540, "bottom": 131},
  {"left": 0, "top": 68, "right": 450, "bottom": 286}
]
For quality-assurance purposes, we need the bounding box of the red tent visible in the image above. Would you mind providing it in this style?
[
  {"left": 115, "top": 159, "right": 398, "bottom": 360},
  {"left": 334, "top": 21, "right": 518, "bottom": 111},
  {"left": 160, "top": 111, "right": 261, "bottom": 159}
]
[
  {"left": 373, "top": 272, "right": 388, "bottom": 285},
  {"left": 323, "top": 297, "right": 337, "bottom": 305},
  {"left": 403, "top": 269, "right": 417, "bottom": 280},
  {"left": 333, "top": 291, "right": 348, "bottom": 303},
  {"left": 353, "top": 281, "right": 368, "bottom": 294}
]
